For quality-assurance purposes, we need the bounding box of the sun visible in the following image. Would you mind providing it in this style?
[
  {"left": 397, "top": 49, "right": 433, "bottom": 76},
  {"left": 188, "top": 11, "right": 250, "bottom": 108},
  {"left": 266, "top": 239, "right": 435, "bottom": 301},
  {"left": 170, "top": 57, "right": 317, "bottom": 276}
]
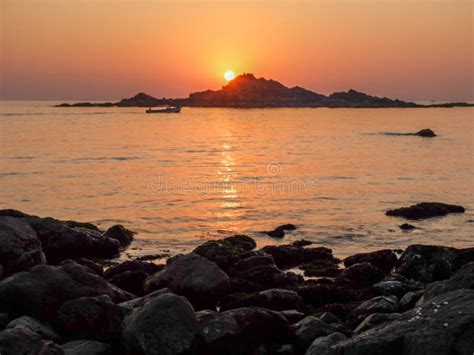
[{"left": 224, "top": 70, "right": 236, "bottom": 81}]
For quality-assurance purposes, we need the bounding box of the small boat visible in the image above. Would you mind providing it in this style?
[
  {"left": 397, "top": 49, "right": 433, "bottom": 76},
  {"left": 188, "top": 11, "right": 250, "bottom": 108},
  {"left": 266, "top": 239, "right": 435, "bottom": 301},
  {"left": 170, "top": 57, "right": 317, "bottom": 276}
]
[{"left": 146, "top": 105, "right": 181, "bottom": 113}]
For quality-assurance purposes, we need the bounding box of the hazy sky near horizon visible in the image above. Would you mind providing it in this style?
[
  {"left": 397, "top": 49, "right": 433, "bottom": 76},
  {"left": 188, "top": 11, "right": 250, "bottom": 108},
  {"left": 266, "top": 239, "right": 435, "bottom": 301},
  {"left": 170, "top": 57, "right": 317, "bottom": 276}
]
[{"left": 1, "top": 0, "right": 473, "bottom": 101}]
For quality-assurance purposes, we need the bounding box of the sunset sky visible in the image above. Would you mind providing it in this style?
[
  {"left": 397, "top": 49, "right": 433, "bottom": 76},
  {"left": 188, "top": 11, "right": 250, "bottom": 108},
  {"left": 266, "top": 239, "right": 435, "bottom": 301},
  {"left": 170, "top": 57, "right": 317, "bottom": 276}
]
[{"left": 1, "top": 0, "right": 473, "bottom": 101}]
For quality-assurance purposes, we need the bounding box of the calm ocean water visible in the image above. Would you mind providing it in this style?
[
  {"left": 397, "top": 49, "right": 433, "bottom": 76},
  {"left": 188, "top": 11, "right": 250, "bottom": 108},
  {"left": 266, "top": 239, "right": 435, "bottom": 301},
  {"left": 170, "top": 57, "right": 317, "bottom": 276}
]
[{"left": 1, "top": 101, "right": 473, "bottom": 259}]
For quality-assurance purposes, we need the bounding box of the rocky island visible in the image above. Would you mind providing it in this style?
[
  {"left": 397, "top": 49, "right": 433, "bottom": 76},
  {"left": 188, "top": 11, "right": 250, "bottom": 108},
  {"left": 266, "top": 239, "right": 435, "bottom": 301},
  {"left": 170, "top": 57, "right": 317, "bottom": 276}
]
[
  {"left": 56, "top": 74, "right": 473, "bottom": 109},
  {"left": 0, "top": 208, "right": 473, "bottom": 354}
]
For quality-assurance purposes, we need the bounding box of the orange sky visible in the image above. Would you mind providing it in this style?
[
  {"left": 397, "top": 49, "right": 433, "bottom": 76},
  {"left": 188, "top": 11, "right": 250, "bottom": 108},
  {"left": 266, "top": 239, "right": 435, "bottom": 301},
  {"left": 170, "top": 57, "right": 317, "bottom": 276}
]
[{"left": 1, "top": 0, "right": 473, "bottom": 101}]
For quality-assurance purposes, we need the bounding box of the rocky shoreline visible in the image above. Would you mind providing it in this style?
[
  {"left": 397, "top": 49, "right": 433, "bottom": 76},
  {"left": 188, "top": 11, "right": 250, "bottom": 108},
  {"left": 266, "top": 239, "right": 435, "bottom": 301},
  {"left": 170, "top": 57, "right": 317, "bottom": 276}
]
[{"left": 0, "top": 209, "right": 473, "bottom": 354}]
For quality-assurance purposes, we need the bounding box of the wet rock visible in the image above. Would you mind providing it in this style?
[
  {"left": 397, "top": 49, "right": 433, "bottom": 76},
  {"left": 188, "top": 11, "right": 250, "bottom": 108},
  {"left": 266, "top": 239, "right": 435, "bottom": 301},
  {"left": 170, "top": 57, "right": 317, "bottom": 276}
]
[
  {"left": 62, "top": 340, "right": 112, "bottom": 355},
  {"left": 344, "top": 249, "right": 397, "bottom": 274},
  {"left": 57, "top": 295, "right": 127, "bottom": 341},
  {"left": 291, "top": 316, "right": 338, "bottom": 351},
  {"left": 64, "top": 220, "right": 101, "bottom": 232},
  {"left": 123, "top": 293, "right": 198, "bottom": 355},
  {"left": 103, "top": 225, "right": 134, "bottom": 248},
  {"left": 6, "top": 315, "right": 61, "bottom": 342},
  {"left": 0, "top": 260, "right": 133, "bottom": 319},
  {"left": 220, "top": 288, "right": 306, "bottom": 312},
  {"left": 399, "top": 290, "right": 424, "bottom": 311},
  {"left": 0, "top": 326, "right": 63, "bottom": 354},
  {"left": 300, "top": 260, "right": 341, "bottom": 277},
  {"left": 399, "top": 223, "right": 416, "bottom": 230},
  {"left": 23, "top": 216, "right": 121, "bottom": 263},
  {"left": 144, "top": 253, "right": 230, "bottom": 309},
  {"left": 424, "top": 262, "right": 474, "bottom": 301},
  {"left": 414, "top": 128, "right": 436, "bottom": 137},
  {"left": 0, "top": 216, "right": 46, "bottom": 276},
  {"left": 386, "top": 202, "right": 465, "bottom": 220},
  {"left": 104, "top": 260, "right": 163, "bottom": 296},
  {"left": 305, "top": 332, "right": 347, "bottom": 355},
  {"left": 354, "top": 312, "right": 401, "bottom": 333},
  {"left": 340, "top": 262, "right": 385, "bottom": 288},
  {"left": 292, "top": 239, "right": 313, "bottom": 247},
  {"left": 334, "top": 289, "right": 474, "bottom": 354},
  {"left": 193, "top": 235, "right": 256, "bottom": 271},
  {"left": 260, "top": 245, "right": 335, "bottom": 269},
  {"left": 396, "top": 244, "right": 456, "bottom": 282},
  {"left": 198, "top": 307, "right": 289, "bottom": 355},
  {"left": 264, "top": 224, "right": 297, "bottom": 239},
  {"left": 295, "top": 284, "right": 358, "bottom": 308}
]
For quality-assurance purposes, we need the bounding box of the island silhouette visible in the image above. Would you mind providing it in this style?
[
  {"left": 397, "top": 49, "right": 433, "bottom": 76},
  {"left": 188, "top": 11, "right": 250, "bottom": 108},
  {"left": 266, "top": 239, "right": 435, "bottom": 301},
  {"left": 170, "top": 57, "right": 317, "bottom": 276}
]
[{"left": 57, "top": 73, "right": 472, "bottom": 108}]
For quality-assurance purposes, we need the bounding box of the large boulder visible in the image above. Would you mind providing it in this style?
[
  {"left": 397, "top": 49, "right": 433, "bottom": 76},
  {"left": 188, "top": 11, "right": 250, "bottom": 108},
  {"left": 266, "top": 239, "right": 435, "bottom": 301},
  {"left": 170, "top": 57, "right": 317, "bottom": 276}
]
[
  {"left": 344, "top": 249, "right": 397, "bottom": 274},
  {"left": 0, "top": 216, "right": 46, "bottom": 276},
  {"left": 339, "top": 262, "right": 385, "bottom": 288},
  {"left": 220, "top": 288, "right": 306, "bottom": 312},
  {"left": 386, "top": 202, "right": 465, "bottom": 220},
  {"left": 22, "top": 216, "right": 120, "bottom": 263},
  {"left": 333, "top": 289, "right": 474, "bottom": 354},
  {"left": 144, "top": 253, "right": 230, "bottom": 309},
  {"left": 122, "top": 293, "right": 198, "bottom": 355},
  {"left": 56, "top": 295, "right": 127, "bottom": 341},
  {"left": 0, "top": 326, "right": 63, "bottom": 354},
  {"left": 6, "top": 315, "right": 61, "bottom": 342},
  {"left": 198, "top": 306, "right": 290, "bottom": 354},
  {"left": 104, "top": 261, "right": 163, "bottom": 296},
  {"left": 424, "top": 262, "right": 474, "bottom": 301},
  {"left": 396, "top": 244, "right": 456, "bottom": 283},
  {"left": 260, "top": 245, "right": 336, "bottom": 269},
  {"left": 193, "top": 235, "right": 256, "bottom": 271},
  {"left": 0, "top": 260, "right": 133, "bottom": 319}
]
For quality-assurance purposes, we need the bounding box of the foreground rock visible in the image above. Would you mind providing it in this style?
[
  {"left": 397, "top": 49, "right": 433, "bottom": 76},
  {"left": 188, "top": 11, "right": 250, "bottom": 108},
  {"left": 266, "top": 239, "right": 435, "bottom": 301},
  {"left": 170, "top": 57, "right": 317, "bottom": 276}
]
[
  {"left": 0, "top": 260, "right": 133, "bottom": 319},
  {"left": 144, "top": 253, "right": 230, "bottom": 309},
  {"left": 0, "top": 216, "right": 46, "bottom": 276},
  {"left": 0, "top": 327, "right": 63, "bottom": 354},
  {"left": 386, "top": 202, "right": 465, "bottom": 220},
  {"left": 334, "top": 289, "right": 474, "bottom": 354},
  {"left": 122, "top": 293, "right": 198, "bottom": 355},
  {"left": 198, "top": 306, "right": 289, "bottom": 354}
]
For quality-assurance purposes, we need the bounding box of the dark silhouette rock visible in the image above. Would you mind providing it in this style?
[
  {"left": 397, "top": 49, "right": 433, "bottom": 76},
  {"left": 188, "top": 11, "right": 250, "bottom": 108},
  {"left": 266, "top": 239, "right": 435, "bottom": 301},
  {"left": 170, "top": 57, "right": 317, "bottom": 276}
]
[
  {"left": 6, "top": 315, "right": 61, "bottom": 342},
  {"left": 0, "top": 260, "right": 133, "bottom": 319},
  {"left": 260, "top": 245, "right": 336, "bottom": 269},
  {"left": 334, "top": 289, "right": 474, "bottom": 355},
  {"left": 0, "top": 216, "right": 46, "bottom": 276},
  {"left": 344, "top": 249, "right": 398, "bottom": 274},
  {"left": 264, "top": 224, "right": 297, "bottom": 238},
  {"left": 305, "top": 332, "right": 347, "bottom": 355},
  {"left": 144, "top": 253, "right": 230, "bottom": 309},
  {"left": 0, "top": 327, "right": 63, "bottom": 354},
  {"left": 294, "top": 284, "right": 358, "bottom": 308},
  {"left": 57, "top": 295, "right": 127, "bottom": 341},
  {"left": 399, "top": 223, "right": 416, "bottom": 230},
  {"left": 104, "top": 260, "right": 162, "bottom": 296},
  {"left": 292, "top": 239, "right": 313, "bottom": 247},
  {"left": 73, "top": 258, "right": 103, "bottom": 276},
  {"left": 197, "top": 306, "right": 290, "bottom": 354},
  {"left": 340, "top": 262, "right": 385, "bottom": 288},
  {"left": 62, "top": 340, "right": 112, "bottom": 355},
  {"left": 414, "top": 128, "right": 436, "bottom": 137},
  {"left": 386, "top": 202, "right": 465, "bottom": 220},
  {"left": 291, "top": 316, "right": 339, "bottom": 351},
  {"left": 103, "top": 225, "right": 134, "bottom": 248},
  {"left": 453, "top": 247, "right": 474, "bottom": 271},
  {"left": 424, "top": 262, "right": 474, "bottom": 301},
  {"left": 396, "top": 244, "right": 456, "bottom": 283},
  {"left": 220, "top": 288, "right": 306, "bottom": 312},
  {"left": 193, "top": 235, "right": 256, "bottom": 271},
  {"left": 300, "top": 260, "right": 341, "bottom": 277},
  {"left": 122, "top": 293, "right": 198, "bottom": 355}
]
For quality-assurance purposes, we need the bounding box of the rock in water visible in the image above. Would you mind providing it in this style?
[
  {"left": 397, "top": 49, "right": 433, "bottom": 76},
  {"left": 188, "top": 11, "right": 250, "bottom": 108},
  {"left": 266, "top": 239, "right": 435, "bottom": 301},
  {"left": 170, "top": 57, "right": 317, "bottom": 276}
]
[
  {"left": 414, "top": 128, "right": 436, "bottom": 137},
  {"left": 144, "top": 253, "right": 230, "bottom": 309},
  {"left": 103, "top": 224, "right": 134, "bottom": 248},
  {"left": 399, "top": 223, "right": 416, "bottom": 230},
  {"left": 122, "top": 293, "right": 198, "bottom": 355},
  {"left": 386, "top": 202, "right": 465, "bottom": 220},
  {"left": 0, "top": 260, "right": 133, "bottom": 319},
  {"left": 0, "top": 216, "right": 46, "bottom": 276}
]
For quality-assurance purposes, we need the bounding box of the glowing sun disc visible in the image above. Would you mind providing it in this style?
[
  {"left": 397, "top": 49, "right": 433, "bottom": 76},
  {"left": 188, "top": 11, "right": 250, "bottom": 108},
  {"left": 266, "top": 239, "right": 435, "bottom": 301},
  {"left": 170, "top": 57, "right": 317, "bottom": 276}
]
[{"left": 224, "top": 71, "right": 236, "bottom": 81}]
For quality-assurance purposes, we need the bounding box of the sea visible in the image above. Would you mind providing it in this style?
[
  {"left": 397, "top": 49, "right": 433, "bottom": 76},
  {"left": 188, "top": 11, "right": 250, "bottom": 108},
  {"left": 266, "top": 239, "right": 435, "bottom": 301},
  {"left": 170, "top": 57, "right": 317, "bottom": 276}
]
[{"left": 1, "top": 101, "right": 472, "bottom": 260}]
